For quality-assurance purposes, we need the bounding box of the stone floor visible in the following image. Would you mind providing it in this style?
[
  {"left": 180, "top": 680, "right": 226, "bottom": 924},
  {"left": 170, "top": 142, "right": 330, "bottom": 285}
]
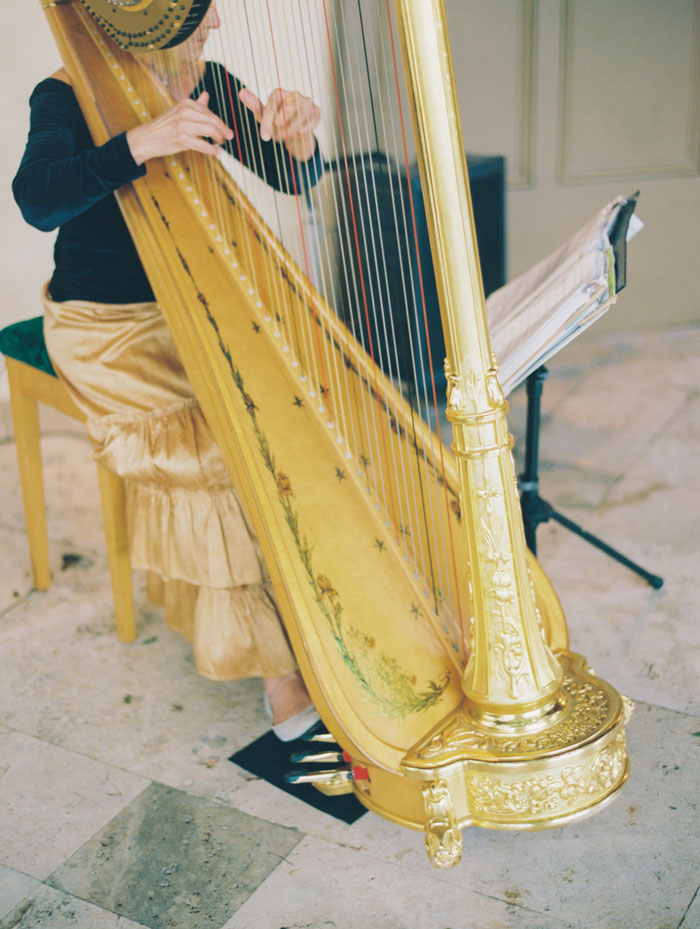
[{"left": 1, "top": 324, "right": 699, "bottom": 929}]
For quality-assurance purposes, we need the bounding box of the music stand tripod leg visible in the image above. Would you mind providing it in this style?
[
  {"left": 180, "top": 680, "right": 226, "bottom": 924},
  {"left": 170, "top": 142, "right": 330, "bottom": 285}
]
[{"left": 518, "top": 366, "right": 664, "bottom": 589}]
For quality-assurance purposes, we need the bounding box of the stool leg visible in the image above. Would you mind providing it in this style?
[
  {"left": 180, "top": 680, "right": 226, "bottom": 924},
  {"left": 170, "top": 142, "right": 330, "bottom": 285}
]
[
  {"left": 7, "top": 363, "right": 51, "bottom": 590},
  {"left": 96, "top": 463, "right": 136, "bottom": 643}
]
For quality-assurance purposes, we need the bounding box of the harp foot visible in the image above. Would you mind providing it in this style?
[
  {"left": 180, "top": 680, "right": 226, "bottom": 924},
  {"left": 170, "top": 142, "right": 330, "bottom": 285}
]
[
  {"left": 404, "top": 651, "right": 632, "bottom": 858},
  {"left": 422, "top": 780, "right": 463, "bottom": 869}
]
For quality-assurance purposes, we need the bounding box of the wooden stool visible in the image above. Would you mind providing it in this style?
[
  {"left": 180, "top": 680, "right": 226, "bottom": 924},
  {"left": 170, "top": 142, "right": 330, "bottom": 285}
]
[{"left": 1, "top": 317, "right": 135, "bottom": 642}]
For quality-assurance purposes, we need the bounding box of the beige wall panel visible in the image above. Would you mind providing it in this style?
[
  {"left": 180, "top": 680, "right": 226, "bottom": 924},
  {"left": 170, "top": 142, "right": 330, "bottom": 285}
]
[
  {"left": 505, "top": 0, "right": 700, "bottom": 333},
  {"left": 559, "top": 0, "right": 700, "bottom": 182},
  {"left": 446, "top": 0, "right": 536, "bottom": 188}
]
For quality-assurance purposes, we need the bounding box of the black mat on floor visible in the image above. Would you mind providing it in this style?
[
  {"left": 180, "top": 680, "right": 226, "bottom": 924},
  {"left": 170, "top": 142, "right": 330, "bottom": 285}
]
[{"left": 229, "top": 726, "right": 366, "bottom": 824}]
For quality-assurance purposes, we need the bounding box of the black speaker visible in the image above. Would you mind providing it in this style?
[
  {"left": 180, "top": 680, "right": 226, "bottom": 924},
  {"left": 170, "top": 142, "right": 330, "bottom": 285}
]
[{"left": 332, "top": 151, "right": 506, "bottom": 394}]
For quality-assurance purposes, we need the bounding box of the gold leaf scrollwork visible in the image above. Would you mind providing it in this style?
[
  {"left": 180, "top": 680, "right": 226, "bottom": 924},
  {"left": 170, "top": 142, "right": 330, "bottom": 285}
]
[
  {"left": 467, "top": 734, "right": 628, "bottom": 817},
  {"left": 422, "top": 780, "right": 463, "bottom": 868},
  {"left": 479, "top": 509, "right": 532, "bottom": 698},
  {"left": 591, "top": 733, "right": 627, "bottom": 790},
  {"left": 415, "top": 674, "right": 612, "bottom": 760}
]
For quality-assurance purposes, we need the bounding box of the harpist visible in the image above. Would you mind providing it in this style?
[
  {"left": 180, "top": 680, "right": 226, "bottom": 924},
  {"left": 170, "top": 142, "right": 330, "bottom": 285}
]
[{"left": 13, "top": 3, "right": 323, "bottom": 741}]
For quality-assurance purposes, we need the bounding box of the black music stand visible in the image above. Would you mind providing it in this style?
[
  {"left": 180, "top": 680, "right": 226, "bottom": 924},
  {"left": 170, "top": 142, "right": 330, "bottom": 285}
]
[
  {"left": 518, "top": 366, "right": 662, "bottom": 588},
  {"left": 517, "top": 196, "right": 663, "bottom": 589}
]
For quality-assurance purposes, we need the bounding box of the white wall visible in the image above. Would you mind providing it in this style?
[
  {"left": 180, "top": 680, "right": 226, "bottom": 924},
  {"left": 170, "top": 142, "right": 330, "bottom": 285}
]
[{"left": 0, "top": 3, "right": 61, "bottom": 336}]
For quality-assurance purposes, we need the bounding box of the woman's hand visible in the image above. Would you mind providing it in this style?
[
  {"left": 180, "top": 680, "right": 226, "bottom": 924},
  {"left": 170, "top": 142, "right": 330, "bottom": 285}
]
[
  {"left": 126, "top": 92, "right": 233, "bottom": 166},
  {"left": 239, "top": 87, "right": 320, "bottom": 162}
]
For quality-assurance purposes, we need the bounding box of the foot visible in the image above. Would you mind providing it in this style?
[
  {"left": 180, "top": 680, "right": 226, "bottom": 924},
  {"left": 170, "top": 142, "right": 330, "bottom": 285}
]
[{"left": 262, "top": 671, "right": 313, "bottom": 725}]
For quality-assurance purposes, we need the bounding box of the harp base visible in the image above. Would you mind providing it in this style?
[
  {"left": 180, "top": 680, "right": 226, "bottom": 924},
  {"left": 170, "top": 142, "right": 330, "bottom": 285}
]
[{"left": 348, "top": 652, "right": 631, "bottom": 869}]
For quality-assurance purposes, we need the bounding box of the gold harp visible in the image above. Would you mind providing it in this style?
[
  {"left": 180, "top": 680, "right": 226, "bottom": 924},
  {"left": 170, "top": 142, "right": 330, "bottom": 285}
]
[{"left": 40, "top": 0, "right": 631, "bottom": 867}]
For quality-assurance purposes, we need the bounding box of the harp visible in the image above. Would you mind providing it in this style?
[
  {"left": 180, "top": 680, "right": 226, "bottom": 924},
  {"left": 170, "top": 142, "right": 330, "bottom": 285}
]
[{"left": 40, "top": 0, "right": 631, "bottom": 867}]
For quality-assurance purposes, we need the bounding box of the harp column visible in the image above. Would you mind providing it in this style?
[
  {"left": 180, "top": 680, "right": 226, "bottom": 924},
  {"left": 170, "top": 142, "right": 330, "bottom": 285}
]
[
  {"left": 394, "top": 0, "right": 631, "bottom": 868},
  {"left": 392, "top": 0, "right": 561, "bottom": 718}
]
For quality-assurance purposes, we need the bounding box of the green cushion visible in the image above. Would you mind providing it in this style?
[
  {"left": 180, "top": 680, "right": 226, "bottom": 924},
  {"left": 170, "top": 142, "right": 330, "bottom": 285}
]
[{"left": 0, "top": 316, "right": 57, "bottom": 377}]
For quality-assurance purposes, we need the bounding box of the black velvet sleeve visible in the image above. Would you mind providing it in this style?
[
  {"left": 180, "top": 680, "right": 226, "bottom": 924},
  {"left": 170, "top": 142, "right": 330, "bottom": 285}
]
[
  {"left": 203, "top": 63, "right": 323, "bottom": 196},
  {"left": 12, "top": 79, "right": 147, "bottom": 233}
]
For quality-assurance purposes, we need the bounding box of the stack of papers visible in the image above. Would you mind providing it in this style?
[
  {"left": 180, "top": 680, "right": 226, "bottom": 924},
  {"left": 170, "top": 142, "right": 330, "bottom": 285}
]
[{"left": 487, "top": 197, "right": 642, "bottom": 396}]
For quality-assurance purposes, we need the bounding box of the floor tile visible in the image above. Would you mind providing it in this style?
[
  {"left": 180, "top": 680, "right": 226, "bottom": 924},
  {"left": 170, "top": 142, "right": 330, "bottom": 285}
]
[
  {"left": 329, "top": 701, "right": 700, "bottom": 929},
  {"left": 0, "top": 866, "right": 39, "bottom": 921},
  {"left": 0, "top": 730, "right": 149, "bottom": 880},
  {"left": 0, "top": 576, "right": 263, "bottom": 802},
  {"left": 0, "top": 431, "right": 105, "bottom": 554},
  {"left": 0, "top": 393, "right": 11, "bottom": 441},
  {"left": 542, "top": 392, "right": 700, "bottom": 714},
  {"left": 49, "top": 782, "right": 303, "bottom": 929},
  {"left": 512, "top": 327, "right": 700, "bottom": 522},
  {"left": 38, "top": 403, "right": 86, "bottom": 435},
  {"left": 0, "top": 425, "right": 271, "bottom": 804},
  {"left": 680, "top": 885, "right": 700, "bottom": 929},
  {"left": 0, "top": 428, "right": 106, "bottom": 617},
  {"left": 0, "top": 526, "right": 34, "bottom": 615},
  {"left": 537, "top": 357, "right": 688, "bottom": 489},
  {"left": 227, "top": 774, "right": 366, "bottom": 851},
  {"left": 0, "top": 883, "right": 149, "bottom": 929},
  {"left": 223, "top": 835, "right": 579, "bottom": 929}
]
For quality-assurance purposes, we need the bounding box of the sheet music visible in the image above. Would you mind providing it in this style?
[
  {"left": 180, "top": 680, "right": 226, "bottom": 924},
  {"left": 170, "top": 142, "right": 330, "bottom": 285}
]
[{"left": 487, "top": 199, "right": 642, "bottom": 396}]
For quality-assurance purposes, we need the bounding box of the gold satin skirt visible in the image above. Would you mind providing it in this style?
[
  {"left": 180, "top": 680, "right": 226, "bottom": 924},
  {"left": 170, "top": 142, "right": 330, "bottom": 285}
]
[{"left": 42, "top": 286, "right": 296, "bottom": 681}]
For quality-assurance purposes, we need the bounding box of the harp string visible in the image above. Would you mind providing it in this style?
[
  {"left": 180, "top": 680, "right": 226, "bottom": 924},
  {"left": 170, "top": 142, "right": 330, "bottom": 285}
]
[
  {"left": 205, "top": 61, "right": 241, "bottom": 258},
  {"left": 347, "top": 4, "right": 450, "bottom": 591},
  {"left": 206, "top": 22, "right": 269, "bottom": 325},
  {"left": 372, "top": 0, "right": 454, "bottom": 634},
  {"left": 300, "top": 7, "right": 383, "bottom": 497},
  {"left": 289, "top": 0, "right": 363, "bottom": 464},
  {"left": 357, "top": 2, "right": 437, "bottom": 608},
  {"left": 292, "top": 1, "right": 384, "bottom": 471},
  {"left": 331, "top": 7, "right": 414, "bottom": 554},
  {"left": 321, "top": 0, "right": 402, "bottom": 537},
  {"left": 381, "top": 0, "right": 466, "bottom": 655},
  {"left": 216, "top": 13, "right": 289, "bottom": 339},
  {"left": 248, "top": 1, "right": 338, "bottom": 425},
  {"left": 238, "top": 0, "right": 464, "bottom": 655},
  {"left": 92, "top": 0, "right": 469, "bottom": 658},
  {"left": 262, "top": 0, "right": 333, "bottom": 429},
  {"left": 241, "top": 1, "right": 307, "bottom": 353},
  {"left": 294, "top": 1, "right": 382, "bottom": 482},
  {"left": 361, "top": 2, "right": 454, "bottom": 626},
  {"left": 326, "top": 2, "right": 443, "bottom": 608},
  {"left": 233, "top": 4, "right": 310, "bottom": 371},
  {"left": 277, "top": 0, "right": 360, "bottom": 459},
  {"left": 342, "top": 7, "right": 432, "bottom": 586},
  {"left": 293, "top": 4, "right": 387, "bottom": 512},
  {"left": 238, "top": 2, "right": 311, "bottom": 372},
  {"left": 264, "top": 0, "right": 354, "bottom": 455},
  {"left": 363, "top": 5, "right": 454, "bottom": 629},
  {"left": 227, "top": 0, "right": 462, "bottom": 636}
]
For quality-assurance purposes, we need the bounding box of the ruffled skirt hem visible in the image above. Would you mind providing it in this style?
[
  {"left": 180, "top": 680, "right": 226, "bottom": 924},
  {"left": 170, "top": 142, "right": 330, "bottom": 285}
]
[{"left": 42, "top": 290, "right": 296, "bottom": 680}]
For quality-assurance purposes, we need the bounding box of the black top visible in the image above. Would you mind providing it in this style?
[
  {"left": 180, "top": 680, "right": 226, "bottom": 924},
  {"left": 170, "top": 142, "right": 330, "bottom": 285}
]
[{"left": 13, "top": 62, "right": 323, "bottom": 304}]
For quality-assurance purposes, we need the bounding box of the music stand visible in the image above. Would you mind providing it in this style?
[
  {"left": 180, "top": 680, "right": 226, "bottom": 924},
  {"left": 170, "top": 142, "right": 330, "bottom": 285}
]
[{"left": 517, "top": 197, "right": 663, "bottom": 589}]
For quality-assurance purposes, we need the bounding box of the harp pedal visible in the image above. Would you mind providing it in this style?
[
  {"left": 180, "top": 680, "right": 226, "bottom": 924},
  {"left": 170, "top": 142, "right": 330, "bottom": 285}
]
[
  {"left": 301, "top": 730, "right": 338, "bottom": 744},
  {"left": 290, "top": 749, "right": 344, "bottom": 765},
  {"left": 284, "top": 740, "right": 369, "bottom": 796},
  {"left": 284, "top": 766, "right": 354, "bottom": 796}
]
